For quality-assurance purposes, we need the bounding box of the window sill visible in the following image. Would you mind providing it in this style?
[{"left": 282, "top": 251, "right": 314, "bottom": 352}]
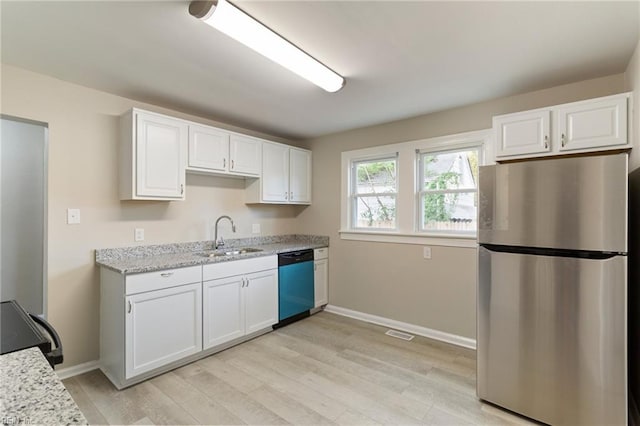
[{"left": 339, "top": 230, "right": 478, "bottom": 248}]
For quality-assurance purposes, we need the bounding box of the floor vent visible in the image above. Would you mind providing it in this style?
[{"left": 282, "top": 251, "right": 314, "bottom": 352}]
[{"left": 385, "top": 329, "right": 414, "bottom": 341}]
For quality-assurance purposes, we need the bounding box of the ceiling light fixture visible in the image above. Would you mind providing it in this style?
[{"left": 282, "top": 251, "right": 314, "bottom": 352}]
[{"left": 189, "top": 0, "right": 345, "bottom": 93}]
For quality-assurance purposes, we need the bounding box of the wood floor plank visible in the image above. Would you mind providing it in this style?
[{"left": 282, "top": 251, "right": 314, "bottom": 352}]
[
  {"left": 180, "top": 368, "right": 289, "bottom": 425},
  {"left": 63, "top": 376, "right": 109, "bottom": 425},
  {"left": 67, "top": 311, "right": 536, "bottom": 426},
  {"left": 148, "top": 371, "right": 245, "bottom": 425},
  {"left": 334, "top": 409, "right": 381, "bottom": 426},
  {"left": 299, "top": 370, "right": 425, "bottom": 425},
  {"left": 259, "top": 331, "right": 414, "bottom": 393},
  {"left": 256, "top": 333, "right": 434, "bottom": 420},
  {"left": 73, "top": 370, "right": 149, "bottom": 425},
  {"left": 121, "top": 381, "right": 201, "bottom": 425},
  {"left": 221, "top": 348, "right": 350, "bottom": 421},
  {"left": 248, "top": 384, "right": 336, "bottom": 425},
  {"left": 198, "top": 355, "right": 264, "bottom": 394}
]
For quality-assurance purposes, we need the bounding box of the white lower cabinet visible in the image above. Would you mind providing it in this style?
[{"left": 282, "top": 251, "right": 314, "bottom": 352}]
[
  {"left": 125, "top": 282, "right": 202, "bottom": 378},
  {"left": 244, "top": 270, "right": 279, "bottom": 333},
  {"left": 203, "top": 276, "right": 244, "bottom": 348},
  {"left": 100, "top": 256, "right": 278, "bottom": 389},
  {"left": 100, "top": 265, "right": 203, "bottom": 389},
  {"left": 203, "top": 256, "right": 278, "bottom": 350},
  {"left": 314, "top": 248, "right": 328, "bottom": 308}
]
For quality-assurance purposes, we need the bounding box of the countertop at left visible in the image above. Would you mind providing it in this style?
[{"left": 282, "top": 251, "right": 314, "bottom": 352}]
[{"left": 0, "top": 347, "right": 87, "bottom": 425}]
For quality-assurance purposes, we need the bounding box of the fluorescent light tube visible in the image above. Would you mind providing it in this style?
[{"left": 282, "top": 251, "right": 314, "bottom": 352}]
[{"left": 190, "top": 0, "right": 345, "bottom": 93}]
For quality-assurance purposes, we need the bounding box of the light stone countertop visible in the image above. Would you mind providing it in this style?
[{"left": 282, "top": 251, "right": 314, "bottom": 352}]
[
  {"left": 95, "top": 234, "right": 329, "bottom": 274},
  {"left": 0, "top": 347, "right": 87, "bottom": 425}
]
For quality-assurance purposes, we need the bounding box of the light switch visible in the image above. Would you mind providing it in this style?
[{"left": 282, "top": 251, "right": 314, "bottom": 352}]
[
  {"left": 134, "top": 228, "right": 145, "bottom": 242},
  {"left": 252, "top": 223, "right": 261, "bottom": 234},
  {"left": 67, "top": 208, "right": 80, "bottom": 224},
  {"left": 423, "top": 246, "right": 432, "bottom": 259}
]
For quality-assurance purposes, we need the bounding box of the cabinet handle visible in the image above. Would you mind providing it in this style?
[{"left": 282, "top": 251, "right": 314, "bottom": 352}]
[
  {"left": 231, "top": 159, "right": 235, "bottom": 170},
  {"left": 127, "top": 301, "right": 132, "bottom": 314},
  {"left": 285, "top": 192, "right": 289, "bottom": 200},
  {"left": 544, "top": 135, "right": 549, "bottom": 149},
  {"left": 160, "top": 272, "right": 174, "bottom": 278},
  {"left": 223, "top": 158, "right": 226, "bottom": 168},
  {"left": 180, "top": 184, "right": 184, "bottom": 195},
  {"left": 561, "top": 133, "right": 566, "bottom": 147}
]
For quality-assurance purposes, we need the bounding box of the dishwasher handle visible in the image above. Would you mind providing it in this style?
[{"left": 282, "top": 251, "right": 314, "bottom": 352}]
[{"left": 278, "top": 249, "right": 314, "bottom": 266}]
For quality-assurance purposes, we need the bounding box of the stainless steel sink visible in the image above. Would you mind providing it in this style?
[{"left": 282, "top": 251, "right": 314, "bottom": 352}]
[{"left": 196, "top": 247, "right": 263, "bottom": 258}]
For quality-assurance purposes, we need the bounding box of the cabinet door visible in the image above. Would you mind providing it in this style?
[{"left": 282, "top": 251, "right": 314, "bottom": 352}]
[
  {"left": 314, "top": 259, "right": 328, "bottom": 308},
  {"left": 230, "top": 134, "right": 261, "bottom": 176},
  {"left": 203, "top": 276, "right": 245, "bottom": 349},
  {"left": 188, "top": 124, "right": 229, "bottom": 172},
  {"left": 125, "top": 282, "right": 202, "bottom": 378},
  {"left": 556, "top": 97, "right": 627, "bottom": 152},
  {"left": 244, "top": 269, "right": 278, "bottom": 334},
  {"left": 289, "top": 148, "right": 312, "bottom": 204},
  {"left": 261, "top": 142, "right": 289, "bottom": 202},
  {"left": 494, "top": 110, "right": 551, "bottom": 158},
  {"left": 136, "top": 112, "right": 187, "bottom": 198}
]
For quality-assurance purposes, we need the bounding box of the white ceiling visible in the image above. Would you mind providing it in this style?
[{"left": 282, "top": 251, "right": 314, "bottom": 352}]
[{"left": 1, "top": 1, "right": 638, "bottom": 140}]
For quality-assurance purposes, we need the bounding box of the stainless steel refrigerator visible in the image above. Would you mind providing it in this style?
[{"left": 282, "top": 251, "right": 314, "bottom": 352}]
[{"left": 477, "top": 153, "right": 628, "bottom": 425}]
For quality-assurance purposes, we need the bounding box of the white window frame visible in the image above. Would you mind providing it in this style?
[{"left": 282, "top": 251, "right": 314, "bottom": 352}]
[
  {"left": 416, "top": 144, "right": 483, "bottom": 237},
  {"left": 350, "top": 154, "right": 399, "bottom": 231},
  {"left": 340, "top": 129, "right": 492, "bottom": 247}
]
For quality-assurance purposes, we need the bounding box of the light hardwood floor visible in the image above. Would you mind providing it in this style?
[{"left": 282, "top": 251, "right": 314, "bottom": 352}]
[{"left": 64, "top": 312, "right": 535, "bottom": 425}]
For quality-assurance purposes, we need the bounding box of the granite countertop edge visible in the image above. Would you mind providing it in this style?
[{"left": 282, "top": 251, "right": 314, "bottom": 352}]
[
  {"left": 95, "top": 234, "right": 329, "bottom": 274},
  {"left": 1, "top": 347, "right": 88, "bottom": 425}
]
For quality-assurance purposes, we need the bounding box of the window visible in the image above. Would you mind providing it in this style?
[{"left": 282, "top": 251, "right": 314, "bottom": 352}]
[
  {"left": 418, "top": 147, "right": 480, "bottom": 235},
  {"left": 351, "top": 156, "right": 397, "bottom": 229},
  {"left": 340, "top": 128, "right": 489, "bottom": 246}
]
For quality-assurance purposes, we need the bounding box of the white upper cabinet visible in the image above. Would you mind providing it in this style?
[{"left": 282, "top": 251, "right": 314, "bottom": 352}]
[
  {"left": 120, "top": 109, "right": 187, "bottom": 200},
  {"left": 187, "top": 126, "right": 261, "bottom": 177},
  {"left": 289, "top": 148, "right": 312, "bottom": 203},
  {"left": 121, "top": 108, "right": 309, "bottom": 202},
  {"left": 246, "top": 141, "right": 312, "bottom": 204},
  {"left": 229, "top": 134, "right": 261, "bottom": 176},
  {"left": 261, "top": 142, "right": 290, "bottom": 202},
  {"left": 493, "top": 93, "right": 631, "bottom": 161},
  {"left": 555, "top": 96, "right": 627, "bottom": 152},
  {"left": 188, "top": 124, "right": 229, "bottom": 172},
  {"left": 494, "top": 110, "right": 551, "bottom": 158}
]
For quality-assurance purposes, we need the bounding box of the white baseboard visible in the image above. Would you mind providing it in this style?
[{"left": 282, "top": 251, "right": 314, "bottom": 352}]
[
  {"left": 324, "top": 304, "right": 476, "bottom": 350},
  {"left": 55, "top": 359, "right": 100, "bottom": 380}
]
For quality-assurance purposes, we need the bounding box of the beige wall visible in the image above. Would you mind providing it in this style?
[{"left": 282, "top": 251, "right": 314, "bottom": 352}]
[
  {"left": 298, "top": 73, "right": 626, "bottom": 340},
  {"left": 0, "top": 64, "right": 307, "bottom": 368},
  {"left": 0, "top": 61, "right": 631, "bottom": 368},
  {"left": 625, "top": 38, "right": 640, "bottom": 171}
]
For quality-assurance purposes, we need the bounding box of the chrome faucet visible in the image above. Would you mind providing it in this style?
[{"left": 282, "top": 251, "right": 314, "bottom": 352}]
[{"left": 214, "top": 215, "right": 236, "bottom": 249}]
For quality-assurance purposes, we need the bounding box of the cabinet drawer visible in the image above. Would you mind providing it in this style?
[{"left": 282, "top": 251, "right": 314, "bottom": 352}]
[
  {"left": 203, "top": 256, "right": 277, "bottom": 281},
  {"left": 126, "top": 265, "right": 202, "bottom": 295},
  {"left": 314, "top": 247, "right": 328, "bottom": 260}
]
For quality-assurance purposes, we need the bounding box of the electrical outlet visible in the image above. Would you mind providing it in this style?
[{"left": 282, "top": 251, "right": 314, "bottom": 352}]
[
  {"left": 134, "top": 228, "right": 145, "bottom": 242},
  {"left": 252, "top": 223, "right": 261, "bottom": 234},
  {"left": 423, "top": 246, "right": 432, "bottom": 259},
  {"left": 67, "top": 208, "right": 80, "bottom": 224}
]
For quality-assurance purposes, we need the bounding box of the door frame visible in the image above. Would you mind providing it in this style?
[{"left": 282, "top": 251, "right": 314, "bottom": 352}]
[{"left": 0, "top": 114, "right": 49, "bottom": 318}]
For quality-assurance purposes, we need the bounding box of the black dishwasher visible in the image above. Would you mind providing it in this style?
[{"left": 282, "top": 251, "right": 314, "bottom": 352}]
[{"left": 277, "top": 249, "right": 314, "bottom": 326}]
